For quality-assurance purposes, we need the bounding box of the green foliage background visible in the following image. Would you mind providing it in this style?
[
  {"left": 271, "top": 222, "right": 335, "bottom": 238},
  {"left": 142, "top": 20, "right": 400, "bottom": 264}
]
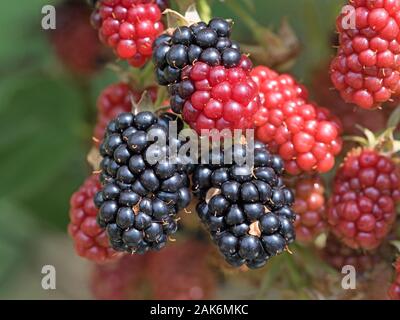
[{"left": 0, "top": 0, "right": 344, "bottom": 298}]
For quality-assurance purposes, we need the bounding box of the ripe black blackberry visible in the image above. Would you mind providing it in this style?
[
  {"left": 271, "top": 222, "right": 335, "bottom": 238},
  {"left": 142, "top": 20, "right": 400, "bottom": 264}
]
[
  {"left": 94, "top": 111, "right": 192, "bottom": 254},
  {"left": 193, "top": 141, "right": 296, "bottom": 268},
  {"left": 153, "top": 18, "right": 241, "bottom": 113}
]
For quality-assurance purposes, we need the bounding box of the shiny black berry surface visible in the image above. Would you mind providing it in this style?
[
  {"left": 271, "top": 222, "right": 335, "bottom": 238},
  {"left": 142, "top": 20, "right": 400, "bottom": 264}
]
[
  {"left": 193, "top": 141, "right": 296, "bottom": 269},
  {"left": 94, "top": 111, "right": 192, "bottom": 254}
]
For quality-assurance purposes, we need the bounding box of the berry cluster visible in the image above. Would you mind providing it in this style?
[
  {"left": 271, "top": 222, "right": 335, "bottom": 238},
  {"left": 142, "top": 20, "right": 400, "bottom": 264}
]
[
  {"left": 328, "top": 149, "right": 400, "bottom": 250},
  {"left": 94, "top": 111, "right": 192, "bottom": 253},
  {"left": 93, "top": 82, "right": 157, "bottom": 145},
  {"left": 322, "top": 235, "right": 380, "bottom": 274},
  {"left": 251, "top": 65, "right": 343, "bottom": 174},
  {"left": 330, "top": 0, "right": 400, "bottom": 109},
  {"left": 153, "top": 18, "right": 241, "bottom": 87},
  {"left": 93, "top": 0, "right": 165, "bottom": 67},
  {"left": 68, "top": 174, "right": 120, "bottom": 263},
  {"left": 153, "top": 18, "right": 260, "bottom": 134},
  {"left": 286, "top": 175, "right": 327, "bottom": 244},
  {"left": 50, "top": 0, "right": 106, "bottom": 75},
  {"left": 193, "top": 141, "right": 296, "bottom": 268},
  {"left": 90, "top": 240, "right": 216, "bottom": 299},
  {"left": 388, "top": 258, "right": 400, "bottom": 300}
]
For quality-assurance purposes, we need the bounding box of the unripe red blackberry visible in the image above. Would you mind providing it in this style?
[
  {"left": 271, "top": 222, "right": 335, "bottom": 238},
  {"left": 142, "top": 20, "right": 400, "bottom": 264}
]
[
  {"left": 49, "top": 0, "right": 106, "bottom": 75},
  {"left": 330, "top": 0, "right": 400, "bottom": 109},
  {"left": 68, "top": 174, "right": 121, "bottom": 263},
  {"left": 328, "top": 148, "right": 400, "bottom": 250},
  {"left": 251, "top": 65, "right": 343, "bottom": 175},
  {"left": 322, "top": 235, "right": 381, "bottom": 273},
  {"left": 94, "top": 0, "right": 165, "bottom": 67},
  {"left": 313, "top": 61, "right": 392, "bottom": 135},
  {"left": 147, "top": 241, "right": 216, "bottom": 299},
  {"left": 93, "top": 83, "right": 157, "bottom": 146},
  {"left": 179, "top": 58, "right": 261, "bottom": 133},
  {"left": 388, "top": 258, "right": 400, "bottom": 299},
  {"left": 286, "top": 175, "right": 327, "bottom": 244}
]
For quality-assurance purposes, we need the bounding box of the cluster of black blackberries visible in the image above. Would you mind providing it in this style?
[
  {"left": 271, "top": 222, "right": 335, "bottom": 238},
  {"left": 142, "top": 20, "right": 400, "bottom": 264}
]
[
  {"left": 193, "top": 141, "right": 296, "bottom": 269},
  {"left": 94, "top": 111, "right": 192, "bottom": 254}
]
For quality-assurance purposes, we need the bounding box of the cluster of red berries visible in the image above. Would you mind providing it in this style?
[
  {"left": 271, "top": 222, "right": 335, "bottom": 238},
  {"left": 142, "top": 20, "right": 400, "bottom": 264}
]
[
  {"left": 49, "top": 0, "right": 106, "bottom": 75},
  {"left": 65, "top": 0, "right": 400, "bottom": 298},
  {"left": 181, "top": 58, "right": 261, "bottom": 133},
  {"left": 93, "top": 82, "right": 157, "bottom": 145},
  {"left": 328, "top": 149, "right": 400, "bottom": 250},
  {"left": 330, "top": 0, "right": 400, "bottom": 109},
  {"left": 251, "top": 66, "right": 343, "bottom": 174},
  {"left": 322, "top": 235, "right": 381, "bottom": 273},
  {"left": 92, "top": 0, "right": 165, "bottom": 67},
  {"left": 90, "top": 241, "right": 216, "bottom": 299},
  {"left": 388, "top": 257, "right": 400, "bottom": 299},
  {"left": 68, "top": 174, "right": 121, "bottom": 263},
  {"left": 286, "top": 175, "right": 327, "bottom": 244}
]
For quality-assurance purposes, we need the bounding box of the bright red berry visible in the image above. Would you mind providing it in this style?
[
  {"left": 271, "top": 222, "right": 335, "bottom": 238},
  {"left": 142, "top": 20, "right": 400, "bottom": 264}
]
[
  {"left": 68, "top": 174, "right": 122, "bottom": 263},
  {"left": 251, "top": 65, "right": 343, "bottom": 174},
  {"left": 330, "top": 0, "right": 400, "bottom": 109},
  {"left": 49, "top": 0, "right": 107, "bottom": 75},
  {"left": 312, "top": 61, "right": 394, "bottom": 135},
  {"left": 322, "top": 235, "right": 381, "bottom": 273},
  {"left": 286, "top": 175, "right": 327, "bottom": 244},
  {"left": 93, "top": 82, "right": 157, "bottom": 145},
  {"left": 388, "top": 258, "right": 400, "bottom": 300},
  {"left": 95, "top": 0, "right": 164, "bottom": 67},
  {"left": 181, "top": 58, "right": 261, "bottom": 134},
  {"left": 327, "top": 149, "right": 400, "bottom": 250}
]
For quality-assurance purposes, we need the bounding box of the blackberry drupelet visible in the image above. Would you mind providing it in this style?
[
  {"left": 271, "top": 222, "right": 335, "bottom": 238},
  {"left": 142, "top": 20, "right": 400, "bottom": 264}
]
[
  {"left": 94, "top": 111, "right": 192, "bottom": 254},
  {"left": 193, "top": 141, "right": 296, "bottom": 268}
]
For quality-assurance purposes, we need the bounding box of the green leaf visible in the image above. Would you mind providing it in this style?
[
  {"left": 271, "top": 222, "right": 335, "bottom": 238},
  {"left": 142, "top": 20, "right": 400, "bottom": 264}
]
[
  {"left": 0, "top": 0, "right": 52, "bottom": 69},
  {"left": 387, "top": 105, "right": 400, "bottom": 129},
  {"left": 0, "top": 200, "right": 37, "bottom": 286},
  {"left": 0, "top": 74, "right": 86, "bottom": 199}
]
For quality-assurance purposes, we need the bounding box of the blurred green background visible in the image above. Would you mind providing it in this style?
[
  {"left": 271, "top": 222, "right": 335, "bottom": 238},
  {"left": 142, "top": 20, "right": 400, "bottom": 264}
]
[{"left": 0, "top": 0, "right": 344, "bottom": 299}]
